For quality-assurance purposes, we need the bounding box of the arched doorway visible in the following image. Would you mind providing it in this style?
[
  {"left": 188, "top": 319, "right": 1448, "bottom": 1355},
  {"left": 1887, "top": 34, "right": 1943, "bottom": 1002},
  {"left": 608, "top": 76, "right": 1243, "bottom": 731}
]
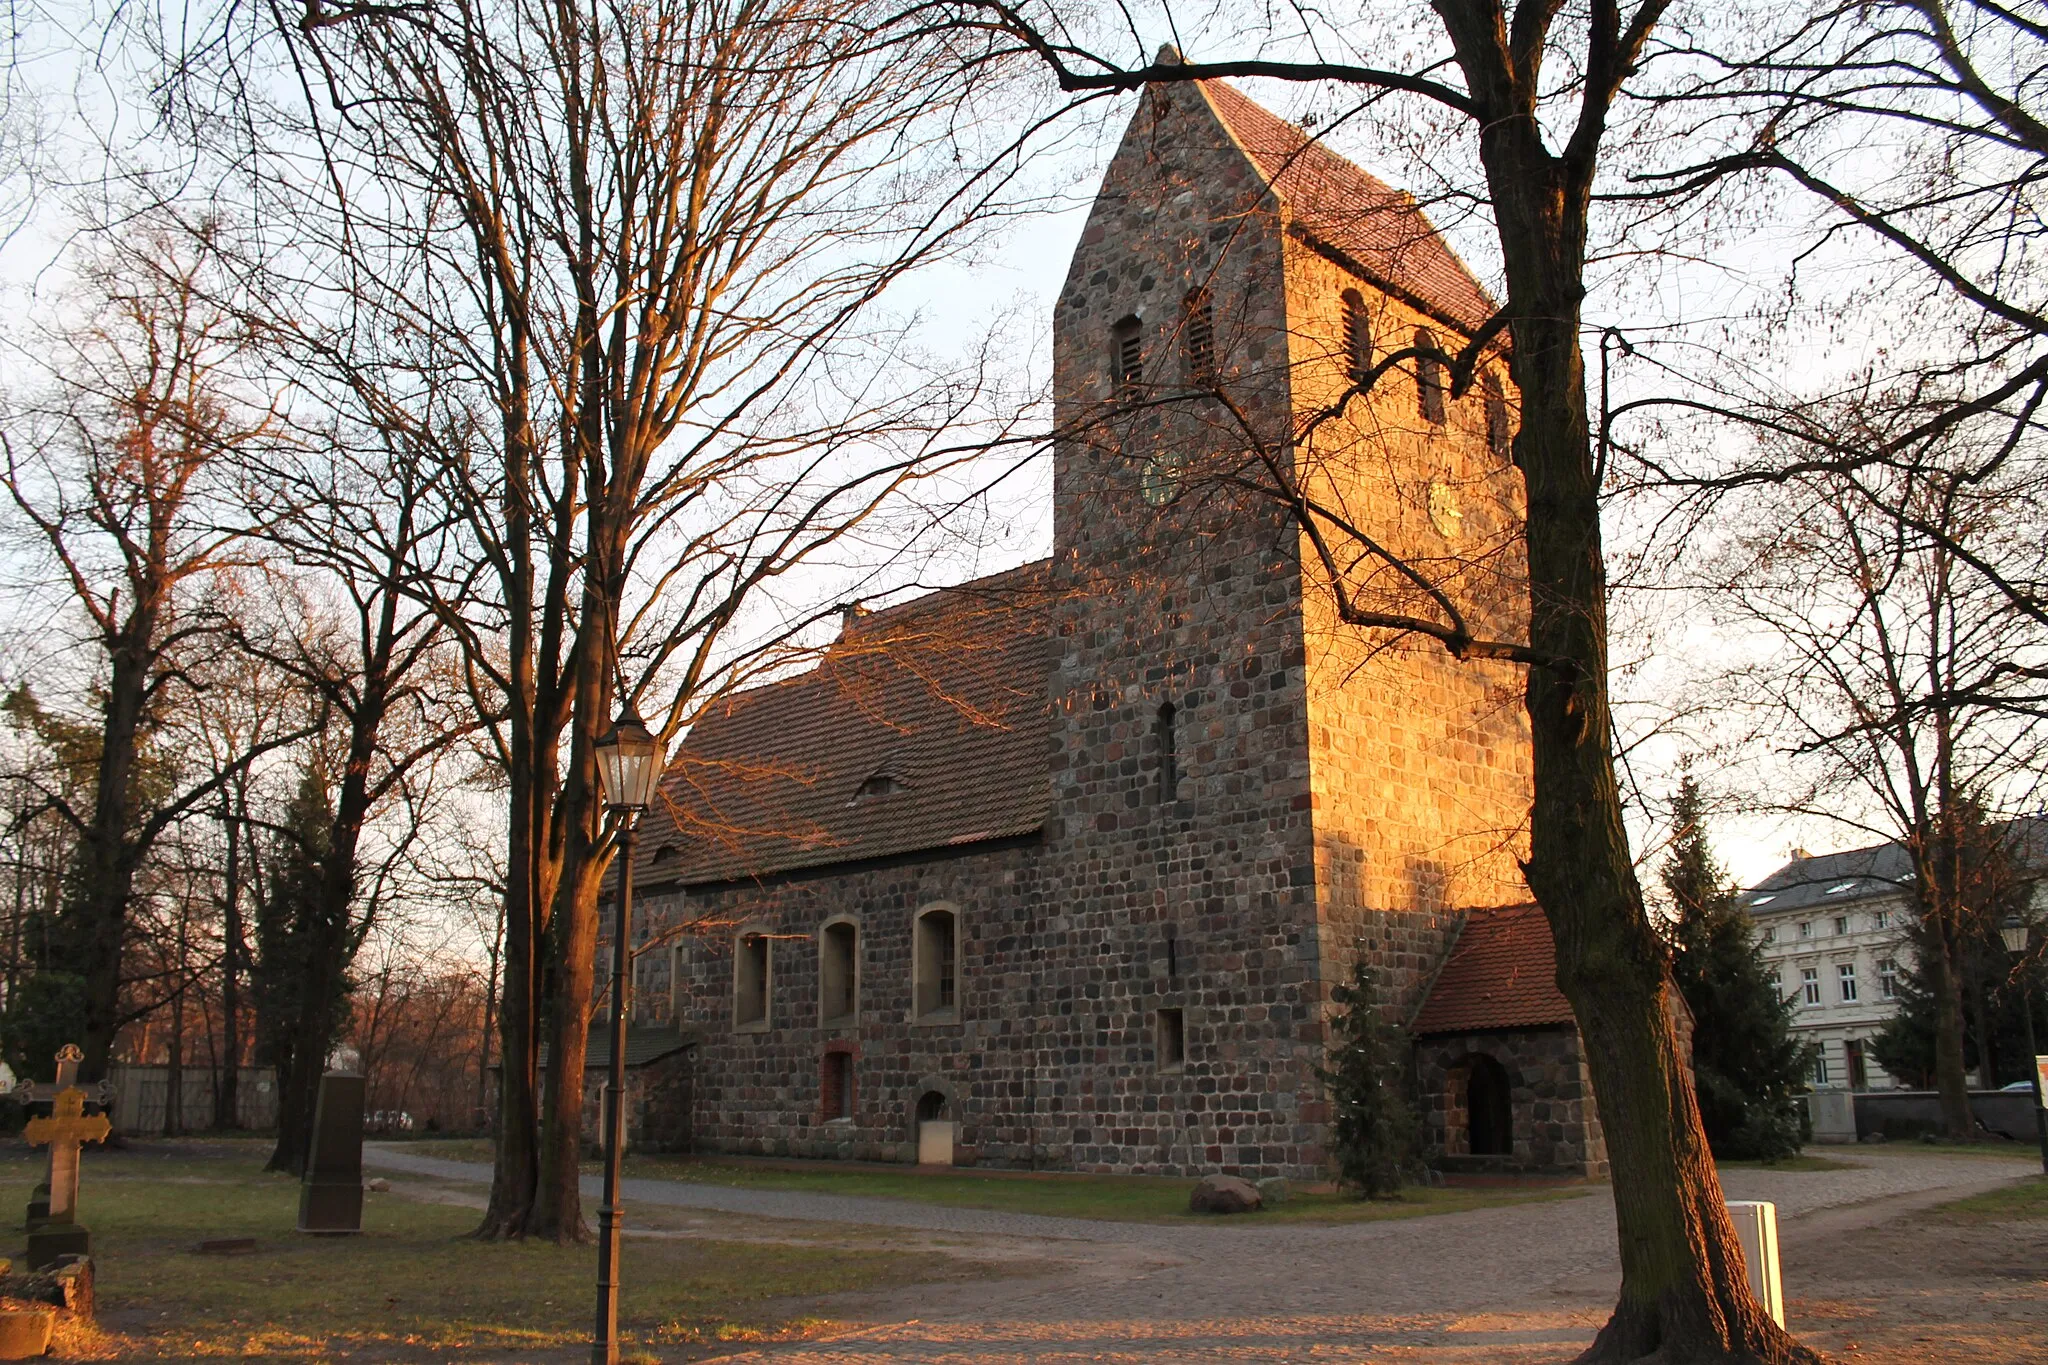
[
  {"left": 1465, "top": 1054, "right": 1514, "bottom": 1157},
  {"left": 915, "top": 1090, "right": 953, "bottom": 1165}
]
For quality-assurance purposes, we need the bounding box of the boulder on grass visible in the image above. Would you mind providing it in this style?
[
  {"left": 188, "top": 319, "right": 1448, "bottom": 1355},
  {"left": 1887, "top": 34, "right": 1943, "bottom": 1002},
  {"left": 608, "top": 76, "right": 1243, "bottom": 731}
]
[{"left": 1189, "top": 1174, "right": 1262, "bottom": 1214}]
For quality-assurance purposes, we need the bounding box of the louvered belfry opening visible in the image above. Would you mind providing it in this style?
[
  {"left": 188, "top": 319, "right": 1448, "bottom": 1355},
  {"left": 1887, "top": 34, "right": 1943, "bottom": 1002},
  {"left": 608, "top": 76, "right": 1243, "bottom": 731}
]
[
  {"left": 1111, "top": 314, "right": 1144, "bottom": 405},
  {"left": 1181, "top": 288, "right": 1215, "bottom": 385},
  {"left": 1415, "top": 325, "right": 1446, "bottom": 424},
  {"left": 1341, "top": 289, "right": 1372, "bottom": 386}
]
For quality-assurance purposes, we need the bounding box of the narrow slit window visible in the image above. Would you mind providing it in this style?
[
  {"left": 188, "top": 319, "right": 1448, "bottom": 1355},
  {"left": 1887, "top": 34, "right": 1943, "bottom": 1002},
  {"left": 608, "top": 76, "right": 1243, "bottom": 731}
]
[
  {"left": 1156, "top": 1008, "right": 1186, "bottom": 1072},
  {"left": 1165, "top": 924, "right": 1179, "bottom": 980},
  {"left": 1415, "top": 326, "right": 1446, "bottom": 424},
  {"left": 1182, "top": 289, "right": 1215, "bottom": 386},
  {"left": 1155, "top": 702, "right": 1178, "bottom": 804},
  {"left": 1112, "top": 315, "right": 1144, "bottom": 406},
  {"left": 1341, "top": 289, "right": 1371, "bottom": 386},
  {"left": 1482, "top": 367, "right": 1510, "bottom": 458}
]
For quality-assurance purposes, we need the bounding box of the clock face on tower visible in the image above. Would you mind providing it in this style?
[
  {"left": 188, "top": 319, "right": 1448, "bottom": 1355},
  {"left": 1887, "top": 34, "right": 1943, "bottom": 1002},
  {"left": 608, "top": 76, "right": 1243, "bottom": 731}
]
[{"left": 1141, "top": 457, "right": 1181, "bottom": 507}]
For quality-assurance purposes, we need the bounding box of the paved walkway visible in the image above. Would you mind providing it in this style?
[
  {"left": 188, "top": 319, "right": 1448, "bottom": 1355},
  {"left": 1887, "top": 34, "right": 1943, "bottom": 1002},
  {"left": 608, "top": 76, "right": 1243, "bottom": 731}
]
[{"left": 363, "top": 1145, "right": 2036, "bottom": 1362}]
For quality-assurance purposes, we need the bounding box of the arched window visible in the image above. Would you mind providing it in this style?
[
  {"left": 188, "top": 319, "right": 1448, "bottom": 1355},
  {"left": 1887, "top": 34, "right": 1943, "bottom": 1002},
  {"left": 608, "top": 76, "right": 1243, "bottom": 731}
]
[
  {"left": 1482, "top": 367, "right": 1511, "bottom": 460},
  {"left": 1154, "top": 701, "right": 1179, "bottom": 804},
  {"left": 734, "top": 930, "right": 770, "bottom": 1030},
  {"left": 1415, "top": 326, "right": 1446, "bottom": 425},
  {"left": 820, "top": 918, "right": 858, "bottom": 1026},
  {"left": 1181, "top": 289, "right": 1216, "bottom": 386},
  {"left": 1465, "top": 1053, "right": 1513, "bottom": 1156},
  {"left": 913, "top": 905, "right": 959, "bottom": 1021},
  {"left": 1111, "top": 315, "right": 1144, "bottom": 406},
  {"left": 1340, "top": 290, "right": 1372, "bottom": 386}
]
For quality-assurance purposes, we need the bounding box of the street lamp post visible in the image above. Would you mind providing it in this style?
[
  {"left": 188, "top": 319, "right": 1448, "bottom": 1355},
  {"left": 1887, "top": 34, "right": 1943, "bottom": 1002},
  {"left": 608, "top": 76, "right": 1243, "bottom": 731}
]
[
  {"left": 592, "top": 707, "right": 663, "bottom": 1365},
  {"left": 1999, "top": 917, "right": 2048, "bottom": 1178}
]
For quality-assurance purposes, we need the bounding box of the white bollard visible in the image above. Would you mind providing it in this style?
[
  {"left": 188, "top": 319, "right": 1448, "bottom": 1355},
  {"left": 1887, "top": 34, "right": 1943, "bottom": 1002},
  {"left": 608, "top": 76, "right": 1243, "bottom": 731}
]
[{"left": 1725, "top": 1200, "right": 1784, "bottom": 1327}]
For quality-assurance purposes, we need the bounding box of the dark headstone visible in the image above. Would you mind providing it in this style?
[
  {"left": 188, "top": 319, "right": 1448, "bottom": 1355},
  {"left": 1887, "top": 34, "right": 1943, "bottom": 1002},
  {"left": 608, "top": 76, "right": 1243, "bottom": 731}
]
[
  {"left": 296, "top": 1072, "right": 365, "bottom": 1235},
  {"left": 22, "top": 1225, "right": 87, "bottom": 1268}
]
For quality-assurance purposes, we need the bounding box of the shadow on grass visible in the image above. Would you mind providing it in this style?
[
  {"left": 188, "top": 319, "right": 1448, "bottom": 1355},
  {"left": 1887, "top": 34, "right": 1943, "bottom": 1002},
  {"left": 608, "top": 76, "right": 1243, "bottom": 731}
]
[
  {"left": 380, "top": 1142, "right": 1599, "bottom": 1226},
  {"left": 0, "top": 1142, "right": 957, "bottom": 1362}
]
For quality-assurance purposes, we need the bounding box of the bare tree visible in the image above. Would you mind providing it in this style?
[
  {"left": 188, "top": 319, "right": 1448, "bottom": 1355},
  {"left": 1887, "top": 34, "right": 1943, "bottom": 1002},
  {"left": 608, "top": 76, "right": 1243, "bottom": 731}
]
[
  {"left": 1694, "top": 413, "right": 2048, "bottom": 1137},
  {"left": 846, "top": 2, "right": 1832, "bottom": 1356},
  {"left": 161, "top": 0, "right": 1050, "bottom": 1240},
  {"left": 0, "top": 221, "right": 299, "bottom": 1079}
]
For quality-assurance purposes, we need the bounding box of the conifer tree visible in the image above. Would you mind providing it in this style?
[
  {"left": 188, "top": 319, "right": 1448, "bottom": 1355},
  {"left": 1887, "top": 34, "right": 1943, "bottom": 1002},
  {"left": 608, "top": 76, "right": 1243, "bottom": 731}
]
[
  {"left": 1662, "top": 777, "right": 1813, "bottom": 1161},
  {"left": 251, "top": 755, "right": 359, "bottom": 1171},
  {"left": 1317, "top": 961, "right": 1418, "bottom": 1197}
]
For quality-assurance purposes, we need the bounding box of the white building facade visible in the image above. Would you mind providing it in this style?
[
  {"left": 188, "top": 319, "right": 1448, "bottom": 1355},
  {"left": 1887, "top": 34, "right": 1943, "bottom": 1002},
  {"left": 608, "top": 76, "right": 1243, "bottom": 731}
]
[
  {"left": 1745, "top": 845, "right": 1917, "bottom": 1093},
  {"left": 1745, "top": 825, "right": 2047, "bottom": 1093}
]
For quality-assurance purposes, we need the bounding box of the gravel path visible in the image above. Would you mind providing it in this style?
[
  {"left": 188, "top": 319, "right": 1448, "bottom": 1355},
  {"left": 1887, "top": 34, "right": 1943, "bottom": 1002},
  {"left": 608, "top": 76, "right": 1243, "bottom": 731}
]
[{"left": 363, "top": 1144, "right": 2036, "bottom": 1362}]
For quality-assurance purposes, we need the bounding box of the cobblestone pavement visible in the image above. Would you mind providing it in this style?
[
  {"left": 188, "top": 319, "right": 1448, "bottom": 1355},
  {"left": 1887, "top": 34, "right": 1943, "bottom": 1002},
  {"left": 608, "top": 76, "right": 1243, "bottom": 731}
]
[{"left": 363, "top": 1145, "right": 2037, "bottom": 1362}]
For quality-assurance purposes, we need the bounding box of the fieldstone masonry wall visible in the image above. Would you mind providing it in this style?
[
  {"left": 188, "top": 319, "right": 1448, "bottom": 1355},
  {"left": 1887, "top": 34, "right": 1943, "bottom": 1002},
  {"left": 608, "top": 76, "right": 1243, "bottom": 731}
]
[
  {"left": 1415, "top": 1028, "right": 1608, "bottom": 1176},
  {"left": 613, "top": 79, "right": 1587, "bottom": 1186}
]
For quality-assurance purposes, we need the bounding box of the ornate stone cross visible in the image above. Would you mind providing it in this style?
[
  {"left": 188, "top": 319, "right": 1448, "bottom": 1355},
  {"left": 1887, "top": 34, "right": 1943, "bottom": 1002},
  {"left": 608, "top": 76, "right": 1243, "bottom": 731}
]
[{"left": 23, "top": 1044, "right": 110, "bottom": 1261}]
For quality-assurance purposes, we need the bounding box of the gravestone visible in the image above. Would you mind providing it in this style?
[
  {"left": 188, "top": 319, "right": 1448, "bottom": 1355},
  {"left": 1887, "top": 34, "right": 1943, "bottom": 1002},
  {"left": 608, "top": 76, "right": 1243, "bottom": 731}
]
[
  {"left": 22, "top": 1046, "right": 111, "bottom": 1269},
  {"left": 296, "top": 1071, "right": 365, "bottom": 1235}
]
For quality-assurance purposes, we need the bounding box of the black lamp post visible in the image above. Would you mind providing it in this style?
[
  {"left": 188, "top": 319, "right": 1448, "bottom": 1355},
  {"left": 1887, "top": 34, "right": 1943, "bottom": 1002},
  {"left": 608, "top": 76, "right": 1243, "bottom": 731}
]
[
  {"left": 1999, "top": 916, "right": 2048, "bottom": 1177},
  {"left": 591, "top": 706, "right": 662, "bottom": 1365}
]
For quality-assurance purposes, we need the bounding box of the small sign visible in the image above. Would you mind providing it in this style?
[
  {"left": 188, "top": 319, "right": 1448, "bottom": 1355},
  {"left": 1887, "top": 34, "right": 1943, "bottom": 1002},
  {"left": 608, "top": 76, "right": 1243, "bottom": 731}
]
[{"left": 2034, "top": 1055, "right": 2048, "bottom": 1103}]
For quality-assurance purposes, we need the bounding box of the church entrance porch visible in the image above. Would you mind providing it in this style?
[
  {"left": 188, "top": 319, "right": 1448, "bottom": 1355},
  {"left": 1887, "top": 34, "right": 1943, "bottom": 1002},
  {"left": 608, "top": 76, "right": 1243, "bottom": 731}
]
[{"left": 1414, "top": 1030, "right": 1607, "bottom": 1177}]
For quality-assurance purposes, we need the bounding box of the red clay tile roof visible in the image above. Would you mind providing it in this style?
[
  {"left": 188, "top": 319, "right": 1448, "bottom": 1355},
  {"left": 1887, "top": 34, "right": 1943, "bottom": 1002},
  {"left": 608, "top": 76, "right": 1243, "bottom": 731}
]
[
  {"left": 1201, "top": 80, "right": 1499, "bottom": 335},
  {"left": 1411, "top": 903, "right": 1576, "bottom": 1035},
  {"left": 633, "top": 561, "right": 1055, "bottom": 886}
]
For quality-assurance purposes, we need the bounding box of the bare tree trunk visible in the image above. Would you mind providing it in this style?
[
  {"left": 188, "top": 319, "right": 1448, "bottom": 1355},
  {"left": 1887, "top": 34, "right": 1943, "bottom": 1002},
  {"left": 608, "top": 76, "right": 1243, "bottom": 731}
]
[
  {"left": 1928, "top": 926, "right": 1976, "bottom": 1139},
  {"left": 164, "top": 908, "right": 187, "bottom": 1137},
  {"left": 1465, "top": 86, "right": 1816, "bottom": 1350},
  {"left": 476, "top": 899, "right": 501, "bottom": 1129},
  {"left": 215, "top": 794, "right": 245, "bottom": 1129},
  {"left": 72, "top": 619, "right": 156, "bottom": 1080}
]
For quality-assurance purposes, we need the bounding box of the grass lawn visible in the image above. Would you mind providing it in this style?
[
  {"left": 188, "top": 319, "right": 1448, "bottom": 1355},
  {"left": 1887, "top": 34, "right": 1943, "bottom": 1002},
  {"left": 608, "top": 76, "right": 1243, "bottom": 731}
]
[
  {"left": 1927, "top": 1174, "right": 2048, "bottom": 1222},
  {"left": 393, "top": 1139, "right": 1593, "bottom": 1224},
  {"left": 2, "top": 1141, "right": 962, "bottom": 1362},
  {"left": 1714, "top": 1153, "right": 1859, "bottom": 1172},
  {"left": 1868, "top": 1138, "right": 2048, "bottom": 1159}
]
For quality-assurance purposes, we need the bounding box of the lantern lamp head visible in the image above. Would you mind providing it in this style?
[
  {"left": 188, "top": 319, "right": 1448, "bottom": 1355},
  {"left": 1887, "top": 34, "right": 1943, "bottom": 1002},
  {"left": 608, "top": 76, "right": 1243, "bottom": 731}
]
[
  {"left": 595, "top": 706, "right": 662, "bottom": 812},
  {"left": 2001, "top": 916, "right": 2031, "bottom": 957}
]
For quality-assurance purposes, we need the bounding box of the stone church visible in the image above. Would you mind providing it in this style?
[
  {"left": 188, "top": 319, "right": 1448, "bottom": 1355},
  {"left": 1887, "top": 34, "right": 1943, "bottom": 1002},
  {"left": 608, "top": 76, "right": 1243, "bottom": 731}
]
[{"left": 615, "top": 71, "right": 1608, "bottom": 1181}]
